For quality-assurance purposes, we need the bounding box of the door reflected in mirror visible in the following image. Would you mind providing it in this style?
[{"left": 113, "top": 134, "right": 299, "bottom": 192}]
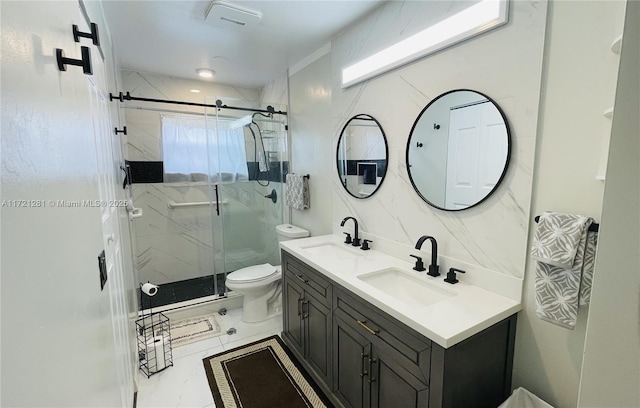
[
  {"left": 337, "top": 114, "right": 389, "bottom": 199},
  {"left": 406, "top": 90, "right": 511, "bottom": 211}
]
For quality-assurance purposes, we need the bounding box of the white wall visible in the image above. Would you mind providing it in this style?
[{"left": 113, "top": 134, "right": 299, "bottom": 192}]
[
  {"left": 578, "top": 1, "right": 639, "bottom": 405},
  {"left": 261, "top": 70, "right": 288, "bottom": 107},
  {"left": 289, "top": 52, "right": 333, "bottom": 236},
  {"left": 512, "top": 2, "right": 626, "bottom": 406},
  {"left": 1, "top": 1, "right": 130, "bottom": 406}
]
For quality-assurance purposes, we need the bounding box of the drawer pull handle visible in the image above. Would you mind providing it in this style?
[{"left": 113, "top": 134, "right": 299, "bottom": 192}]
[
  {"left": 356, "top": 320, "right": 380, "bottom": 335},
  {"left": 294, "top": 274, "right": 309, "bottom": 284}
]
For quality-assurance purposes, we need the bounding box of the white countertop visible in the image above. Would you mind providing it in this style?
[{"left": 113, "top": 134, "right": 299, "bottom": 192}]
[{"left": 280, "top": 234, "right": 521, "bottom": 348}]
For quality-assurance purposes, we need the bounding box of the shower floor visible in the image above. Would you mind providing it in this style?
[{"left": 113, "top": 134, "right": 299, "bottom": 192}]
[{"left": 140, "top": 274, "right": 228, "bottom": 309}]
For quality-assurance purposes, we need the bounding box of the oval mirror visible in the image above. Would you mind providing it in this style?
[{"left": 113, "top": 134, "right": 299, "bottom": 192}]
[
  {"left": 406, "top": 90, "right": 511, "bottom": 211},
  {"left": 336, "top": 114, "right": 389, "bottom": 199}
]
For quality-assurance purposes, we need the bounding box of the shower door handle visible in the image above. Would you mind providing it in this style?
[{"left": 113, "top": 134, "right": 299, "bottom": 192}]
[{"left": 214, "top": 185, "right": 220, "bottom": 216}]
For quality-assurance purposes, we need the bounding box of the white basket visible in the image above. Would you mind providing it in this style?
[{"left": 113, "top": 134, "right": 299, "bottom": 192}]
[{"left": 498, "top": 387, "right": 554, "bottom": 408}]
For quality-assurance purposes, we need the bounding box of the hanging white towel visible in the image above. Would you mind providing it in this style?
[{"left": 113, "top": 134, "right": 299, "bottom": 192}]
[
  {"left": 285, "top": 174, "right": 309, "bottom": 210},
  {"left": 531, "top": 212, "right": 598, "bottom": 329}
]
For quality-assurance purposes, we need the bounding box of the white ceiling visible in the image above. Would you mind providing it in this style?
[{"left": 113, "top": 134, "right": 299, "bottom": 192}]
[{"left": 102, "top": 0, "right": 385, "bottom": 89}]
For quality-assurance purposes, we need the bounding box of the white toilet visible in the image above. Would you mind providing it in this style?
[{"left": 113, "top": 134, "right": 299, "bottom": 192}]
[{"left": 225, "top": 224, "right": 309, "bottom": 323}]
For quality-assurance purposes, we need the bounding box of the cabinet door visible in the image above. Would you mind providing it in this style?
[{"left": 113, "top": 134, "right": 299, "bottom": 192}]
[
  {"left": 371, "top": 346, "right": 430, "bottom": 408},
  {"left": 333, "top": 315, "right": 371, "bottom": 408},
  {"left": 304, "top": 291, "right": 332, "bottom": 388},
  {"left": 283, "top": 276, "right": 305, "bottom": 355}
]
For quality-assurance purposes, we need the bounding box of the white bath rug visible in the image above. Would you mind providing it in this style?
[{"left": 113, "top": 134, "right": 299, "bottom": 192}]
[{"left": 169, "top": 314, "right": 225, "bottom": 348}]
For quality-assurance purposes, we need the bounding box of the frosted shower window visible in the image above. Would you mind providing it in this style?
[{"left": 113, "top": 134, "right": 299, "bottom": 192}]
[{"left": 161, "top": 115, "right": 249, "bottom": 184}]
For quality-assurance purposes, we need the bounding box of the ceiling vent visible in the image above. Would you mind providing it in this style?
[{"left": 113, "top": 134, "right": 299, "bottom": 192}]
[{"left": 205, "top": 1, "right": 262, "bottom": 28}]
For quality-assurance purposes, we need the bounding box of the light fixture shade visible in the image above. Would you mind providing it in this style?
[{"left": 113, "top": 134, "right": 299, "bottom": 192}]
[
  {"left": 196, "top": 68, "right": 215, "bottom": 78},
  {"left": 341, "top": 0, "right": 509, "bottom": 88}
]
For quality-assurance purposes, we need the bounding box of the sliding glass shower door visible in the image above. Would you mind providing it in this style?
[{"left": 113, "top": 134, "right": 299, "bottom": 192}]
[
  {"left": 128, "top": 94, "right": 288, "bottom": 310},
  {"left": 205, "top": 97, "right": 287, "bottom": 295}
]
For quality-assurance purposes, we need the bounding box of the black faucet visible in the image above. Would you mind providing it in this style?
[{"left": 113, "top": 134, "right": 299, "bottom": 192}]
[
  {"left": 415, "top": 235, "right": 440, "bottom": 277},
  {"left": 340, "top": 216, "right": 361, "bottom": 247}
]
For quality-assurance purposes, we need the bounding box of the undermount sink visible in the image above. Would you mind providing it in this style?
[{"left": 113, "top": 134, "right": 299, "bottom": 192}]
[
  {"left": 358, "top": 268, "right": 456, "bottom": 308},
  {"left": 300, "top": 242, "right": 362, "bottom": 261}
]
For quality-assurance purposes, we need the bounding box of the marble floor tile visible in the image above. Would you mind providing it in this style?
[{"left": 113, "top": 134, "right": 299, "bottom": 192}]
[{"left": 136, "top": 306, "right": 283, "bottom": 408}]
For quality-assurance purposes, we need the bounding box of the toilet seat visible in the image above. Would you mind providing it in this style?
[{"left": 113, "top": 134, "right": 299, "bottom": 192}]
[{"left": 227, "top": 263, "right": 278, "bottom": 284}]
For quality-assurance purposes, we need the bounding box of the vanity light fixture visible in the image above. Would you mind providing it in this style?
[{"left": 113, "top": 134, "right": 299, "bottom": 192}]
[
  {"left": 196, "top": 68, "right": 215, "bottom": 79},
  {"left": 341, "top": 0, "right": 509, "bottom": 88},
  {"left": 190, "top": 89, "right": 201, "bottom": 93}
]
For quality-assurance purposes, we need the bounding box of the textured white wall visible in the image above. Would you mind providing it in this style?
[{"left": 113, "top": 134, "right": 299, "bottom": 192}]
[{"left": 1, "top": 1, "right": 126, "bottom": 406}]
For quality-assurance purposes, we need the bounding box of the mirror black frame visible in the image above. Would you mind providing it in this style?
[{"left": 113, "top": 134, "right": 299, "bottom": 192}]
[
  {"left": 336, "top": 114, "right": 389, "bottom": 199},
  {"left": 406, "top": 89, "right": 512, "bottom": 211}
]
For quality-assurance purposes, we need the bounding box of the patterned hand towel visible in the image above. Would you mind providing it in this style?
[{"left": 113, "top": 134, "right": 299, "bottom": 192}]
[
  {"left": 532, "top": 212, "right": 597, "bottom": 329},
  {"left": 285, "top": 174, "right": 310, "bottom": 210}
]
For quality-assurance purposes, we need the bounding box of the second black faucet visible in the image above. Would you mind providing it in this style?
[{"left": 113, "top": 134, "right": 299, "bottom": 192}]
[
  {"left": 340, "top": 216, "right": 361, "bottom": 247},
  {"left": 414, "top": 235, "right": 440, "bottom": 277}
]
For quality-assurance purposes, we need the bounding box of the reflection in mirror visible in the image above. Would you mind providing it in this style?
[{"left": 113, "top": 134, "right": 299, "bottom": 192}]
[
  {"left": 407, "top": 90, "right": 511, "bottom": 211},
  {"left": 337, "top": 114, "right": 389, "bottom": 199}
]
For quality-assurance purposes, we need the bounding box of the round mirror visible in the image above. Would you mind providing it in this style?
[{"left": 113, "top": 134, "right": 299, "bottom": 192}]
[
  {"left": 406, "top": 90, "right": 511, "bottom": 211},
  {"left": 336, "top": 114, "right": 389, "bottom": 199}
]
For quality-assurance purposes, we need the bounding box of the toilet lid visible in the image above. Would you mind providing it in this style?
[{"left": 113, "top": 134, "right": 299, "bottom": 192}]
[{"left": 227, "top": 263, "right": 278, "bottom": 283}]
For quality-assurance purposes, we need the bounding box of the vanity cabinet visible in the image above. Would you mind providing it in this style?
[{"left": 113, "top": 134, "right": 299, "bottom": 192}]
[
  {"left": 281, "top": 251, "right": 517, "bottom": 408},
  {"left": 333, "top": 287, "right": 431, "bottom": 408},
  {"left": 282, "top": 252, "right": 333, "bottom": 388}
]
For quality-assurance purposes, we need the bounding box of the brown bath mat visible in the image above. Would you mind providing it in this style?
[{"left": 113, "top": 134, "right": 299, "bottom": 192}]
[{"left": 202, "top": 335, "right": 331, "bottom": 408}]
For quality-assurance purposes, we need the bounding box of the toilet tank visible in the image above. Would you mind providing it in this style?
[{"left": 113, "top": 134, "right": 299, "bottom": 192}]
[{"left": 276, "top": 224, "right": 309, "bottom": 242}]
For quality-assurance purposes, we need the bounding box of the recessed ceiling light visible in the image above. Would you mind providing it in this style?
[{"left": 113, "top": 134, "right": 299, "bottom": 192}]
[
  {"left": 190, "top": 89, "right": 201, "bottom": 93},
  {"left": 196, "top": 68, "right": 215, "bottom": 79}
]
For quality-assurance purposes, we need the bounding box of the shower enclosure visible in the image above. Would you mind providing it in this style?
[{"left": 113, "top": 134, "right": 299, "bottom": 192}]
[{"left": 127, "top": 94, "right": 288, "bottom": 310}]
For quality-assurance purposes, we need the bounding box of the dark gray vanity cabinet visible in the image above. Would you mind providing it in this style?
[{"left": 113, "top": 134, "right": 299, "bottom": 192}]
[
  {"left": 282, "top": 252, "right": 333, "bottom": 389},
  {"left": 334, "top": 287, "right": 431, "bottom": 408},
  {"left": 281, "top": 251, "right": 517, "bottom": 408}
]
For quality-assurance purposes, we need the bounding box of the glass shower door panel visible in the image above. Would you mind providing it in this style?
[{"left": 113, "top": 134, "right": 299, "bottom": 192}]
[{"left": 207, "top": 99, "right": 287, "bottom": 277}]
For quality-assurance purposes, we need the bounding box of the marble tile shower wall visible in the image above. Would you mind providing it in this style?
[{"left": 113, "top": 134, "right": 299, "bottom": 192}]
[
  {"left": 122, "top": 71, "right": 270, "bottom": 285},
  {"left": 329, "top": 1, "right": 548, "bottom": 279}
]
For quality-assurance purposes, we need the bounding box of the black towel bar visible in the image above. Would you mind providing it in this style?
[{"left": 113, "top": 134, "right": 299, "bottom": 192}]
[{"left": 534, "top": 215, "right": 599, "bottom": 232}]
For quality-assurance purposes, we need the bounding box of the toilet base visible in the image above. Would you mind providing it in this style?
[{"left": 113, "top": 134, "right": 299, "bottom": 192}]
[{"left": 238, "top": 282, "right": 282, "bottom": 323}]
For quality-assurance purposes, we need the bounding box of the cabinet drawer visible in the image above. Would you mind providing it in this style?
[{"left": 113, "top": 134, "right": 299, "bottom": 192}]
[
  {"left": 282, "top": 251, "right": 332, "bottom": 306},
  {"left": 334, "top": 287, "right": 432, "bottom": 383}
]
